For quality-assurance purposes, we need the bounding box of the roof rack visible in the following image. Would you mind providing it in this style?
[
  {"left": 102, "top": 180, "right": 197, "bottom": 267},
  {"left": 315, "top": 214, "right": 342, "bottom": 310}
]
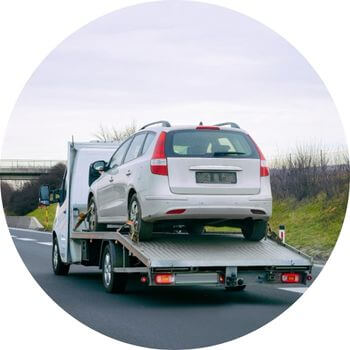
[
  {"left": 140, "top": 120, "right": 171, "bottom": 130},
  {"left": 214, "top": 122, "right": 240, "bottom": 129}
]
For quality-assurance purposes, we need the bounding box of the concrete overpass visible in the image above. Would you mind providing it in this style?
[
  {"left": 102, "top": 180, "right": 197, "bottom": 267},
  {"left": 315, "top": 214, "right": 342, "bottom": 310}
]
[{"left": 0, "top": 159, "right": 65, "bottom": 180}]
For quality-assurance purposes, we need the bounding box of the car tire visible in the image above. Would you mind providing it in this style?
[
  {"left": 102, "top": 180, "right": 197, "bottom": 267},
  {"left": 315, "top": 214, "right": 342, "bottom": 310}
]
[
  {"left": 52, "top": 236, "right": 70, "bottom": 275},
  {"left": 88, "top": 197, "right": 107, "bottom": 231},
  {"left": 102, "top": 244, "right": 128, "bottom": 293},
  {"left": 129, "top": 194, "right": 153, "bottom": 241},
  {"left": 186, "top": 224, "right": 204, "bottom": 235},
  {"left": 242, "top": 220, "right": 267, "bottom": 241}
]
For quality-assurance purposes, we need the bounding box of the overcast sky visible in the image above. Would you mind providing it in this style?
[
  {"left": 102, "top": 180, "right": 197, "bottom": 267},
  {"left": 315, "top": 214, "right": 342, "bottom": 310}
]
[{"left": 1, "top": 0, "right": 346, "bottom": 160}]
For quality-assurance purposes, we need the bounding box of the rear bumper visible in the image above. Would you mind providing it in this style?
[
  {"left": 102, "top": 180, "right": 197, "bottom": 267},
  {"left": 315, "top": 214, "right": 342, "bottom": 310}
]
[{"left": 141, "top": 194, "right": 272, "bottom": 222}]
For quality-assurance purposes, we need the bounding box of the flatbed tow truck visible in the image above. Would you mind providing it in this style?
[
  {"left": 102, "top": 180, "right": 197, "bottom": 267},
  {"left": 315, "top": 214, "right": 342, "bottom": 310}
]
[{"left": 41, "top": 141, "right": 313, "bottom": 293}]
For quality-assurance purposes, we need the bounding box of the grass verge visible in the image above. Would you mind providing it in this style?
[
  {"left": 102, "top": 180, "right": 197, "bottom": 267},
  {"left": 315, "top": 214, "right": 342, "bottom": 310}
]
[{"left": 27, "top": 204, "right": 57, "bottom": 231}]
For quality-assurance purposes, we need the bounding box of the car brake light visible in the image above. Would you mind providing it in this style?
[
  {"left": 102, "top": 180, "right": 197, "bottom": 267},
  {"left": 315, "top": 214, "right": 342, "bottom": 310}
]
[
  {"left": 281, "top": 273, "right": 300, "bottom": 283},
  {"left": 166, "top": 209, "right": 186, "bottom": 215},
  {"left": 154, "top": 273, "right": 174, "bottom": 285},
  {"left": 248, "top": 135, "right": 269, "bottom": 177},
  {"left": 196, "top": 126, "right": 220, "bottom": 130},
  {"left": 151, "top": 131, "right": 168, "bottom": 175}
]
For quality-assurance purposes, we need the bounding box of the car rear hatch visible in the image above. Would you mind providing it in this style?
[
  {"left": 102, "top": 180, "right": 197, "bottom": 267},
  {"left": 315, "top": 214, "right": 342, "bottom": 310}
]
[{"left": 165, "top": 127, "right": 261, "bottom": 195}]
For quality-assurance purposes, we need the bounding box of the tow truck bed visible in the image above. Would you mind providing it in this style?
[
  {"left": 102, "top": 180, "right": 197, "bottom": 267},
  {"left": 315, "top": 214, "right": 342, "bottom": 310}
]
[{"left": 71, "top": 231, "right": 312, "bottom": 287}]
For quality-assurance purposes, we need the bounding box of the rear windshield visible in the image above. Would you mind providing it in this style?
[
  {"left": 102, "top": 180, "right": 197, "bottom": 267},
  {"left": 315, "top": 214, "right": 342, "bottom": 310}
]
[{"left": 165, "top": 129, "right": 259, "bottom": 159}]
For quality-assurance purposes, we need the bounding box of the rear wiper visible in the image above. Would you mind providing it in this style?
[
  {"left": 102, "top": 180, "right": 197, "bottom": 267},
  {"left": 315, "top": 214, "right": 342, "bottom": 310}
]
[{"left": 213, "top": 151, "right": 246, "bottom": 157}]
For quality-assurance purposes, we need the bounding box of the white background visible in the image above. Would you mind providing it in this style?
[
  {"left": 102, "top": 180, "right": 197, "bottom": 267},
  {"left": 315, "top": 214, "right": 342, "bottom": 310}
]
[{"left": 0, "top": 1, "right": 349, "bottom": 349}]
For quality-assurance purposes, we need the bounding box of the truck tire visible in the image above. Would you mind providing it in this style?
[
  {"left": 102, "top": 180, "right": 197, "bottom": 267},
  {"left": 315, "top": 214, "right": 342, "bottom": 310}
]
[
  {"left": 102, "top": 244, "right": 128, "bottom": 293},
  {"left": 242, "top": 220, "right": 267, "bottom": 241},
  {"left": 225, "top": 285, "right": 246, "bottom": 292},
  {"left": 52, "top": 236, "right": 70, "bottom": 275},
  {"left": 129, "top": 194, "right": 153, "bottom": 241},
  {"left": 186, "top": 224, "right": 204, "bottom": 235},
  {"left": 88, "top": 197, "right": 107, "bottom": 231}
]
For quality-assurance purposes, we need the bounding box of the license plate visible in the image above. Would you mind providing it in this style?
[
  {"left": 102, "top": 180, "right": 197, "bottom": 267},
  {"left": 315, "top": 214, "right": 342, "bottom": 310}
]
[{"left": 195, "top": 171, "right": 237, "bottom": 184}]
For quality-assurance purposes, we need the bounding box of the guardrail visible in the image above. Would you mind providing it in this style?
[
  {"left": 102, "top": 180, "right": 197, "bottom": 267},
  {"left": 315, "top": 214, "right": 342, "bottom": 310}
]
[{"left": 0, "top": 159, "right": 65, "bottom": 169}]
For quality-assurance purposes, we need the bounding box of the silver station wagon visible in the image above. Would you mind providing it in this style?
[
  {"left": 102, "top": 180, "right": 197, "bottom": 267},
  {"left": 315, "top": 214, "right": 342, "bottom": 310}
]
[{"left": 88, "top": 121, "right": 272, "bottom": 241}]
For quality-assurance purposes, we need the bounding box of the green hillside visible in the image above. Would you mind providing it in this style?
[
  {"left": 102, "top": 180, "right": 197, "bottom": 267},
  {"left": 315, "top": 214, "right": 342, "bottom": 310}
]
[
  {"left": 269, "top": 192, "right": 348, "bottom": 261},
  {"left": 27, "top": 204, "right": 57, "bottom": 231}
]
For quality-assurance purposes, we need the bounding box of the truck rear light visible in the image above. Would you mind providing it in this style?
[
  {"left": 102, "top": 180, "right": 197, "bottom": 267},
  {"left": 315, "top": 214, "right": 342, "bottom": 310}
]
[
  {"left": 154, "top": 273, "right": 174, "bottom": 285},
  {"left": 218, "top": 274, "right": 225, "bottom": 284},
  {"left": 150, "top": 131, "right": 168, "bottom": 175},
  {"left": 166, "top": 209, "right": 186, "bottom": 215},
  {"left": 281, "top": 273, "right": 300, "bottom": 283},
  {"left": 248, "top": 135, "right": 269, "bottom": 177},
  {"left": 196, "top": 126, "right": 220, "bottom": 130},
  {"left": 140, "top": 275, "right": 148, "bottom": 283}
]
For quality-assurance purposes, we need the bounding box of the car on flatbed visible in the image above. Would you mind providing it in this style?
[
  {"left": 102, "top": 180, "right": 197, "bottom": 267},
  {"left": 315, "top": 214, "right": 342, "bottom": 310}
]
[{"left": 88, "top": 121, "right": 272, "bottom": 241}]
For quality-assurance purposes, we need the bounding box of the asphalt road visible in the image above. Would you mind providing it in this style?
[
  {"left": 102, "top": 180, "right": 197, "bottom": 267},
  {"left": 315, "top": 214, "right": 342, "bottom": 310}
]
[{"left": 10, "top": 227, "right": 322, "bottom": 349}]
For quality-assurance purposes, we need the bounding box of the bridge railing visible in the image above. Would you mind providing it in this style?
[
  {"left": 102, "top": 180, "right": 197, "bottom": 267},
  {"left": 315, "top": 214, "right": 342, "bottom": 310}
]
[{"left": 0, "top": 159, "right": 65, "bottom": 169}]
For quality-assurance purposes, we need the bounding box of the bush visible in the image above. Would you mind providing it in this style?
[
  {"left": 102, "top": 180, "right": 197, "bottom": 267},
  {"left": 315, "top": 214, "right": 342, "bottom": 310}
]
[{"left": 270, "top": 146, "right": 349, "bottom": 200}]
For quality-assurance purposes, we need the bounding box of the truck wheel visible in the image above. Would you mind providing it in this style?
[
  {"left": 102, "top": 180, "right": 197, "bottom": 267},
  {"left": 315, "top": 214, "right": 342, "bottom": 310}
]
[
  {"left": 102, "top": 244, "right": 127, "bottom": 293},
  {"left": 242, "top": 220, "right": 267, "bottom": 241},
  {"left": 52, "top": 236, "right": 70, "bottom": 275},
  {"left": 129, "top": 194, "right": 153, "bottom": 241},
  {"left": 88, "top": 197, "right": 107, "bottom": 231},
  {"left": 225, "top": 285, "right": 246, "bottom": 292},
  {"left": 186, "top": 224, "right": 204, "bottom": 235}
]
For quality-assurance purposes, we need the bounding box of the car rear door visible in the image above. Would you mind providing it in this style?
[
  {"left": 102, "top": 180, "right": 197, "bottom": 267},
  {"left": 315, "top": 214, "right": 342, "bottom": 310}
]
[
  {"left": 166, "top": 129, "right": 261, "bottom": 195},
  {"left": 97, "top": 138, "right": 132, "bottom": 220}
]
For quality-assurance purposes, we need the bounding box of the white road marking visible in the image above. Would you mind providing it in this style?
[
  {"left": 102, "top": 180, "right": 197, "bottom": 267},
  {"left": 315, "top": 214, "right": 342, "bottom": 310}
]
[
  {"left": 11, "top": 235, "right": 17, "bottom": 238},
  {"left": 9, "top": 227, "right": 52, "bottom": 235},
  {"left": 314, "top": 263, "right": 325, "bottom": 268},
  {"left": 37, "top": 242, "right": 52, "bottom": 246},
  {"left": 279, "top": 287, "right": 308, "bottom": 294},
  {"left": 15, "top": 237, "right": 37, "bottom": 242}
]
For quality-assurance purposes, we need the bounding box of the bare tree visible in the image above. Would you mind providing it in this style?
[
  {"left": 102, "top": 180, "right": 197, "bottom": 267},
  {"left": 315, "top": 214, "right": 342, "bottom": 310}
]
[{"left": 93, "top": 122, "right": 137, "bottom": 142}]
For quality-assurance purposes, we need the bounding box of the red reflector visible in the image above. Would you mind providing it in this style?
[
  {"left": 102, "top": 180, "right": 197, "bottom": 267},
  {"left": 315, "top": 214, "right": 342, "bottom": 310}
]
[
  {"left": 281, "top": 273, "right": 300, "bottom": 283},
  {"left": 166, "top": 209, "right": 186, "bottom": 215},
  {"left": 219, "top": 275, "right": 225, "bottom": 284},
  {"left": 154, "top": 273, "right": 174, "bottom": 285},
  {"left": 196, "top": 126, "right": 220, "bottom": 130},
  {"left": 140, "top": 276, "right": 148, "bottom": 283}
]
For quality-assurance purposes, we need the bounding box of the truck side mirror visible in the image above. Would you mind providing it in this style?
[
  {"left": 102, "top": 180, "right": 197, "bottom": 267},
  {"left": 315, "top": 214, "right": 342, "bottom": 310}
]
[
  {"left": 39, "top": 185, "right": 61, "bottom": 206},
  {"left": 89, "top": 160, "right": 107, "bottom": 186},
  {"left": 39, "top": 185, "right": 50, "bottom": 206}
]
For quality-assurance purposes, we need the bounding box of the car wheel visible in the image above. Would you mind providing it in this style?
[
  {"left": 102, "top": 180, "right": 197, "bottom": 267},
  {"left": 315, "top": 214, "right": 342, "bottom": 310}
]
[
  {"left": 88, "top": 197, "right": 107, "bottom": 231},
  {"left": 128, "top": 194, "right": 153, "bottom": 241},
  {"left": 102, "top": 244, "right": 128, "bottom": 293},
  {"left": 242, "top": 220, "right": 267, "bottom": 241},
  {"left": 52, "top": 236, "right": 70, "bottom": 275},
  {"left": 186, "top": 224, "right": 204, "bottom": 235}
]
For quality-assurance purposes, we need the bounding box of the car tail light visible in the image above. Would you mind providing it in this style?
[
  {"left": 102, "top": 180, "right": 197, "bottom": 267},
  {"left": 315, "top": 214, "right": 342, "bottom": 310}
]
[
  {"left": 150, "top": 131, "right": 168, "bottom": 175},
  {"left": 196, "top": 126, "right": 220, "bottom": 130},
  {"left": 281, "top": 273, "right": 300, "bottom": 283},
  {"left": 248, "top": 135, "right": 269, "bottom": 177},
  {"left": 154, "top": 273, "right": 175, "bottom": 285},
  {"left": 166, "top": 209, "right": 186, "bottom": 215}
]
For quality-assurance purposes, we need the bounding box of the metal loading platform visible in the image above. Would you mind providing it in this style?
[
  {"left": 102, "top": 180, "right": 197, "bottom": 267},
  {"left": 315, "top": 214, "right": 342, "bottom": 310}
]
[{"left": 71, "top": 231, "right": 312, "bottom": 269}]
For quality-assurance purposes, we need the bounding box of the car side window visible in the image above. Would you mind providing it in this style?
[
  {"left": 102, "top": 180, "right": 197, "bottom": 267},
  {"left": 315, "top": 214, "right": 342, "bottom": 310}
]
[
  {"left": 109, "top": 138, "right": 132, "bottom": 169},
  {"left": 124, "top": 133, "right": 147, "bottom": 163},
  {"left": 141, "top": 132, "right": 156, "bottom": 155}
]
